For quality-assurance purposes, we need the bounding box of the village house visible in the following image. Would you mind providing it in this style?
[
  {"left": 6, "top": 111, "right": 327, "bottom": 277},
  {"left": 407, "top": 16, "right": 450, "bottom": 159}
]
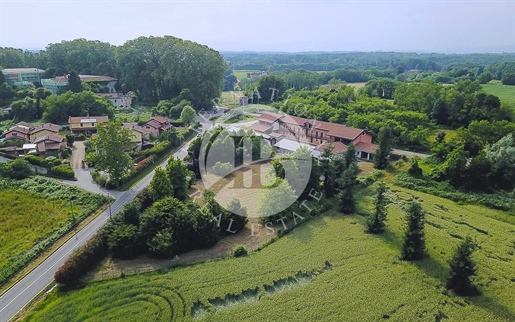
[
  {"left": 142, "top": 116, "right": 173, "bottom": 138},
  {"left": 0, "top": 122, "right": 32, "bottom": 142},
  {"left": 29, "top": 123, "right": 61, "bottom": 143},
  {"left": 68, "top": 116, "right": 109, "bottom": 135},
  {"left": 34, "top": 133, "right": 66, "bottom": 158},
  {"left": 96, "top": 93, "right": 133, "bottom": 108},
  {"left": 122, "top": 123, "right": 145, "bottom": 151},
  {"left": 252, "top": 112, "right": 378, "bottom": 161}
]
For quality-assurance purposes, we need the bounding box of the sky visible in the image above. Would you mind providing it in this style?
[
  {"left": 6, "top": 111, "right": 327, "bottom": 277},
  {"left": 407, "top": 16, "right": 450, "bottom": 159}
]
[{"left": 0, "top": 0, "right": 514, "bottom": 53}]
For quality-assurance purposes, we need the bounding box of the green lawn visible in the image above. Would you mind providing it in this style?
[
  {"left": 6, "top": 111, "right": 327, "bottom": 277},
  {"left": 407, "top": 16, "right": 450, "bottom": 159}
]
[
  {"left": 428, "top": 128, "right": 458, "bottom": 143},
  {"left": 25, "top": 183, "right": 515, "bottom": 321},
  {"left": 482, "top": 81, "right": 515, "bottom": 107},
  {"left": 232, "top": 70, "right": 260, "bottom": 82}
]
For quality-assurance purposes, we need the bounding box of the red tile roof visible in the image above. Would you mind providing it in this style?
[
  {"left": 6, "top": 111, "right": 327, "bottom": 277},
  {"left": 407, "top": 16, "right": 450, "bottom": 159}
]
[
  {"left": 355, "top": 142, "right": 378, "bottom": 154},
  {"left": 31, "top": 123, "right": 60, "bottom": 134},
  {"left": 269, "top": 132, "right": 284, "bottom": 138},
  {"left": 144, "top": 119, "right": 162, "bottom": 129},
  {"left": 251, "top": 122, "right": 273, "bottom": 133},
  {"left": 34, "top": 133, "right": 64, "bottom": 144},
  {"left": 257, "top": 112, "right": 282, "bottom": 123},
  {"left": 315, "top": 141, "right": 348, "bottom": 154},
  {"left": 153, "top": 116, "right": 171, "bottom": 124}
]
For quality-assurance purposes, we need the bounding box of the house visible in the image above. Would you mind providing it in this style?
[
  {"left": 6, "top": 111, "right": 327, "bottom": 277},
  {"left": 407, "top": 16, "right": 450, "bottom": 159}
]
[
  {"left": 29, "top": 123, "right": 60, "bottom": 143},
  {"left": 122, "top": 123, "right": 145, "bottom": 150},
  {"left": 68, "top": 116, "right": 109, "bottom": 135},
  {"left": 274, "top": 138, "right": 319, "bottom": 158},
  {"left": 142, "top": 116, "right": 173, "bottom": 138},
  {"left": 34, "top": 133, "right": 66, "bottom": 158},
  {"left": 96, "top": 93, "right": 133, "bottom": 108},
  {"left": 0, "top": 122, "right": 32, "bottom": 142},
  {"left": 252, "top": 112, "right": 378, "bottom": 161}
]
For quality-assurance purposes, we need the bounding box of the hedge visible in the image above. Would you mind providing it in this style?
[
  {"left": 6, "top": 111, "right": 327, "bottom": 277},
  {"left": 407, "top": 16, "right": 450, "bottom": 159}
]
[{"left": 49, "top": 165, "right": 76, "bottom": 180}]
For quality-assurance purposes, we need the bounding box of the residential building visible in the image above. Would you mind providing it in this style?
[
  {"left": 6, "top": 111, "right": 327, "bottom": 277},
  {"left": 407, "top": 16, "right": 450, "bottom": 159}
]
[
  {"left": 34, "top": 133, "right": 66, "bottom": 158},
  {"left": 0, "top": 122, "right": 32, "bottom": 142},
  {"left": 1, "top": 68, "right": 45, "bottom": 87},
  {"left": 253, "top": 112, "right": 378, "bottom": 161},
  {"left": 68, "top": 116, "right": 109, "bottom": 135},
  {"left": 96, "top": 93, "right": 133, "bottom": 108},
  {"left": 122, "top": 123, "right": 145, "bottom": 151},
  {"left": 29, "top": 123, "right": 60, "bottom": 143},
  {"left": 142, "top": 116, "right": 173, "bottom": 138}
]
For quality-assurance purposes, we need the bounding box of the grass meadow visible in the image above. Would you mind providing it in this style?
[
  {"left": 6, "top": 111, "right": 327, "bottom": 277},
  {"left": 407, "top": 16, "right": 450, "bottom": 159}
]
[
  {"left": 24, "top": 180, "right": 515, "bottom": 321},
  {"left": 232, "top": 70, "right": 260, "bottom": 82},
  {"left": 482, "top": 81, "right": 515, "bottom": 107},
  {"left": 0, "top": 177, "right": 108, "bottom": 287},
  {"left": 0, "top": 190, "right": 70, "bottom": 272}
]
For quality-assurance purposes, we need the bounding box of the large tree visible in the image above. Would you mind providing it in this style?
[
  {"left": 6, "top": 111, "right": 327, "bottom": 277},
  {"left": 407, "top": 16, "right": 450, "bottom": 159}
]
[
  {"left": 165, "top": 157, "right": 190, "bottom": 200},
  {"left": 401, "top": 202, "right": 426, "bottom": 261},
  {"left": 67, "top": 70, "right": 82, "bottom": 93},
  {"left": 93, "top": 121, "right": 133, "bottom": 186},
  {"left": 148, "top": 167, "right": 174, "bottom": 202},
  {"left": 180, "top": 105, "right": 196, "bottom": 126},
  {"left": 116, "top": 36, "right": 226, "bottom": 108},
  {"left": 42, "top": 91, "right": 114, "bottom": 123}
]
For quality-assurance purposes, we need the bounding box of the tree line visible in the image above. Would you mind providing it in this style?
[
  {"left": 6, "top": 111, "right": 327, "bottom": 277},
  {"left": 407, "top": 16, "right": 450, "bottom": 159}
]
[{"left": 1, "top": 36, "right": 226, "bottom": 108}]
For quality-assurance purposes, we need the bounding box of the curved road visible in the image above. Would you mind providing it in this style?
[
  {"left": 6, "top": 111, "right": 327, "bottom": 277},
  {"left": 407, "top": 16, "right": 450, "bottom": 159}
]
[{"left": 0, "top": 120, "right": 205, "bottom": 322}]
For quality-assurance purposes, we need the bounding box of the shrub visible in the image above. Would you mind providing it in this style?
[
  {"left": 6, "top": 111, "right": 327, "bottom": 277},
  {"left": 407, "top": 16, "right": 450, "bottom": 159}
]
[
  {"left": 408, "top": 158, "right": 423, "bottom": 177},
  {"left": 49, "top": 165, "right": 76, "bottom": 180},
  {"left": 233, "top": 245, "right": 248, "bottom": 257},
  {"left": 54, "top": 232, "right": 108, "bottom": 287},
  {"left": 211, "top": 161, "right": 233, "bottom": 177},
  {"left": 0, "top": 159, "right": 33, "bottom": 179},
  {"left": 25, "top": 155, "right": 46, "bottom": 167}
]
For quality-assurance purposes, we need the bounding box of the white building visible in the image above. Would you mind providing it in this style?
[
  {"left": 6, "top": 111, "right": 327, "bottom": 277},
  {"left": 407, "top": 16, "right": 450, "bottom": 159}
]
[{"left": 96, "top": 93, "right": 133, "bottom": 108}]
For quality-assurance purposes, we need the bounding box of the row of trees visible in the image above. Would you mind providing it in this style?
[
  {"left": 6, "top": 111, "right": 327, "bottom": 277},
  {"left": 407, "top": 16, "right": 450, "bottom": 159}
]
[{"left": 1, "top": 36, "right": 227, "bottom": 108}]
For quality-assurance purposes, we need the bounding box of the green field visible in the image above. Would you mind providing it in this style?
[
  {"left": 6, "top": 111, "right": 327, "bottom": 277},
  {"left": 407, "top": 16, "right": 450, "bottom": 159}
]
[
  {"left": 0, "top": 177, "right": 108, "bottom": 286},
  {"left": 0, "top": 190, "right": 70, "bottom": 272},
  {"left": 114, "top": 106, "right": 154, "bottom": 123},
  {"left": 232, "top": 70, "right": 260, "bottom": 82},
  {"left": 482, "top": 81, "right": 515, "bottom": 107},
  {"left": 25, "top": 183, "right": 515, "bottom": 321}
]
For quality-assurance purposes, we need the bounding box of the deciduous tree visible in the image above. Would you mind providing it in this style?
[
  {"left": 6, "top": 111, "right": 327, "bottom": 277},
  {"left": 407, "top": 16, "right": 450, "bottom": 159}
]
[{"left": 93, "top": 121, "right": 133, "bottom": 186}]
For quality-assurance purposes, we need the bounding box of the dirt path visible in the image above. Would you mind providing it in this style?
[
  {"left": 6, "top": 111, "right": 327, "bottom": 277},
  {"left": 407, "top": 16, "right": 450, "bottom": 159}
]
[{"left": 71, "top": 141, "right": 85, "bottom": 169}]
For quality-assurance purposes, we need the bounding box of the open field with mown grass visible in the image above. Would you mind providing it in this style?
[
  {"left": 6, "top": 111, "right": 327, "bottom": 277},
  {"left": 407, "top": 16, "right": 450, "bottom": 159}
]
[
  {"left": 24, "top": 180, "right": 515, "bottom": 321},
  {"left": 482, "top": 81, "right": 515, "bottom": 107},
  {"left": 232, "top": 70, "right": 260, "bottom": 82},
  {"left": 0, "top": 177, "right": 108, "bottom": 288}
]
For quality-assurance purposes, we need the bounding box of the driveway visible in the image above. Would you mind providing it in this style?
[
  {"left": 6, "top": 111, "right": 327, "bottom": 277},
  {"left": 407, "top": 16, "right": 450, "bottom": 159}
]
[{"left": 71, "top": 141, "right": 86, "bottom": 169}]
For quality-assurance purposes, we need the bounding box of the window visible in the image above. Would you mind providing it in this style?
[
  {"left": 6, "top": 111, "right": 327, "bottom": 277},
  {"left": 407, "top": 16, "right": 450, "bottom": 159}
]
[
  {"left": 320, "top": 132, "right": 324, "bottom": 139},
  {"left": 315, "top": 131, "right": 318, "bottom": 139},
  {"left": 80, "top": 123, "right": 83, "bottom": 127},
  {"left": 92, "top": 123, "right": 95, "bottom": 126},
  {"left": 12, "top": 132, "right": 17, "bottom": 136}
]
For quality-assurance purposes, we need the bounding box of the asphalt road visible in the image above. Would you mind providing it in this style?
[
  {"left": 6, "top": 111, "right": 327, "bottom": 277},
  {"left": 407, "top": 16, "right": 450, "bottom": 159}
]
[{"left": 0, "top": 123, "right": 202, "bottom": 322}]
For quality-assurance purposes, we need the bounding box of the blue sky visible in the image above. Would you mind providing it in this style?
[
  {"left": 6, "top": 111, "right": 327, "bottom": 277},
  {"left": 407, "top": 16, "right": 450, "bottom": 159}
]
[{"left": 1, "top": 0, "right": 514, "bottom": 53}]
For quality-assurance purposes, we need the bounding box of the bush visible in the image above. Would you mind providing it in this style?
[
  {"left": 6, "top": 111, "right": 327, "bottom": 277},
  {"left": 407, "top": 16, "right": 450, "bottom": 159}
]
[
  {"left": 25, "top": 155, "right": 46, "bottom": 166},
  {"left": 0, "top": 159, "right": 33, "bottom": 179},
  {"left": 49, "top": 165, "right": 76, "bottom": 180},
  {"left": 233, "top": 245, "right": 248, "bottom": 257},
  {"left": 54, "top": 232, "right": 108, "bottom": 287},
  {"left": 211, "top": 161, "right": 233, "bottom": 177},
  {"left": 408, "top": 158, "right": 423, "bottom": 177}
]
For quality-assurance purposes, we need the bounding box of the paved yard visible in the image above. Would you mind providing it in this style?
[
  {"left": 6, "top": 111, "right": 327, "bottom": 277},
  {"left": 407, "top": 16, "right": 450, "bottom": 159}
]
[{"left": 71, "top": 141, "right": 86, "bottom": 169}]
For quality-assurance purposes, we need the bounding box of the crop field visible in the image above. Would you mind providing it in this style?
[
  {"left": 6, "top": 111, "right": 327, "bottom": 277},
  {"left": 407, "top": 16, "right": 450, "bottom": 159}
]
[
  {"left": 25, "top": 182, "right": 515, "bottom": 321},
  {"left": 482, "top": 81, "right": 515, "bottom": 107},
  {"left": 0, "top": 177, "right": 108, "bottom": 286}
]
